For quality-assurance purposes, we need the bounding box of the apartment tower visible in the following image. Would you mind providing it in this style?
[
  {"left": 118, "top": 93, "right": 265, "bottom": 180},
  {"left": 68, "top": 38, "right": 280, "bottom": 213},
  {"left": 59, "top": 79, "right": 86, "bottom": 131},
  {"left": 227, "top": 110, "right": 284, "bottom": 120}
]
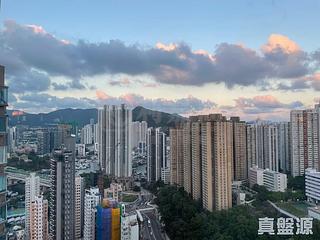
[
  {"left": 25, "top": 173, "right": 40, "bottom": 239},
  {"left": 98, "top": 104, "right": 132, "bottom": 177},
  {"left": 0, "top": 65, "right": 8, "bottom": 238},
  {"left": 169, "top": 127, "right": 184, "bottom": 186},
  {"left": 30, "top": 195, "right": 48, "bottom": 240},
  {"left": 49, "top": 136, "right": 76, "bottom": 240}
]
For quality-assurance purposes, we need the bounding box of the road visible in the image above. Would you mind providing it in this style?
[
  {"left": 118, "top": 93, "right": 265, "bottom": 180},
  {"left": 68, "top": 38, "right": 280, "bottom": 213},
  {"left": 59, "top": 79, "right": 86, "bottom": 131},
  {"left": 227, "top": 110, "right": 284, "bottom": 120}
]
[
  {"left": 142, "top": 210, "right": 165, "bottom": 240},
  {"left": 123, "top": 188, "right": 165, "bottom": 240}
]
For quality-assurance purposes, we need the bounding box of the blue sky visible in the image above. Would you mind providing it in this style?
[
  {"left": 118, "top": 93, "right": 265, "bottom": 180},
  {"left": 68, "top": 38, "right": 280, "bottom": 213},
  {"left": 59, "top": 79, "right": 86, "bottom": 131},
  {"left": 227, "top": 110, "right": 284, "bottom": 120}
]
[
  {"left": 2, "top": 0, "right": 319, "bottom": 51},
  {"left": 1, "top": 0, "right": 320, "bottom": 120}
]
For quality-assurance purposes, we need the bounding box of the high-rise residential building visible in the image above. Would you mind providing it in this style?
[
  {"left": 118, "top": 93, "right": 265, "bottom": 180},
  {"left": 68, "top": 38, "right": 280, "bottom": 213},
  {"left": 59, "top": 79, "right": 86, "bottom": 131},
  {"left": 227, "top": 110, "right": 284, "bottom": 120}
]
[
  {"left": 0, "top": 65, "right": 7, "bottom": 239},
  {"left": 191, "top": 121, "right": 202, "bottom": 201},
  {"left": 183, "top": 122, "right": 192, "bottom": 195},
  {"left": 96, "top": 201, "right": 121, "bottom": 240},
  {"left": 8, "top": 126, "right": 16, "bottom": 153},
  {"left": 146, "top": 127, "right": 167, "bottom": 182},
  {"left": 98, "top": 104, "right": 132, "bottom": 177},
  {"left": 169, "top": 127, "right": 184, "bottom": 186},
  {"left": 75, "top": 176, "right": 84, "bottom": 239},
  {"left": 277, "top": 122, "right": 291, "bottom": 173},
  {"left": 131, "top": 121, "right": 147, "bottom": 153},
  {"left": 246, "top": 121, "right": 279, "bottom": 172},
  {"left": 25, "top": 173, "right": 40, "bottom": 239},
  {"left": 30, "top": 195, "right": 48, "bottom": 240},
  {"left": 83, "top": 187, "right": 101, "bottom": 240},
  {"left": 81, "top": 120, "right": 96, "bottom": 145},
  {"left": 291, "top": 108, "right": 319, "bottom": 177},
  {"left": 230, "top": 117, "right": 247, "bottom": 181},
  {"left": 49, "top": 136, "right": 76, "bottom": 240},
  {"left": 37, "top": 129, "right": 51, "bottom": 155},
  {"left": 200, "top": 115, "right": 233, "bottom": 211},
  {"left": 53, "top": 124, "right": 73, "bottom": 149},
  {"left": 170, "top": 114, "right": 240, "bottom": 211},
  {"left": 121, "top": 214, "right": 139, "bottom": 240}
]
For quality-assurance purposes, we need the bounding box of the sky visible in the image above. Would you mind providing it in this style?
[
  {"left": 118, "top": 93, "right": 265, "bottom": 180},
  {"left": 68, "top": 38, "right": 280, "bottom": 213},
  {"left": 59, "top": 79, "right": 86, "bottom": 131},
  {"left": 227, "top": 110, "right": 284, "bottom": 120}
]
[{"left": 1, "top": 0, "right": 320, "bottom": 121}]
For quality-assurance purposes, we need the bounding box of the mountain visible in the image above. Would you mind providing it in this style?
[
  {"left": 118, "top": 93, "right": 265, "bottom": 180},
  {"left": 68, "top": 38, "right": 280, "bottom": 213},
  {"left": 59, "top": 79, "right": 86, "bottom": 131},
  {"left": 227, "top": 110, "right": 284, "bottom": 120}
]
[
  {"left": 132, "top": 106, "right": 185, "bottom": 128},
  {"left": 8, "top": 106, "right": 186, "bottom": 128}
]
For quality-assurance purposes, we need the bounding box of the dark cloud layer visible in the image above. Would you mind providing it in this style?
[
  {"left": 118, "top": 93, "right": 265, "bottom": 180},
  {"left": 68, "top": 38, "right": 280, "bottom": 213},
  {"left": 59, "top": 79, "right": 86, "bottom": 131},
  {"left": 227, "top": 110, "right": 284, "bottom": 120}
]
[{"left": 0, "top": 20, "right": 317, "bottom": 94}]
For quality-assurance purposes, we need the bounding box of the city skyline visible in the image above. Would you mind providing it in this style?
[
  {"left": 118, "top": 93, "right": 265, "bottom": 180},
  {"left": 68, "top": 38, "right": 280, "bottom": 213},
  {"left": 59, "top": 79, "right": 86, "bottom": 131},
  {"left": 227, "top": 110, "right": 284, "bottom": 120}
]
[{"left": 0, "top": 1, "right": 320, "bottom": 121}]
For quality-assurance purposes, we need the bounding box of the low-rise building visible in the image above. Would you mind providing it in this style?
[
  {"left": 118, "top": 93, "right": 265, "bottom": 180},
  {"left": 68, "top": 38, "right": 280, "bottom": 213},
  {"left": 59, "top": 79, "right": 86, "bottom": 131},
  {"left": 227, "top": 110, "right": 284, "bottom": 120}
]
[
  {"left": 104, "top": 183, "right": 123, "bottom": 202},
  {"left": 306, "top": 168, "right": 320, "bottom": 204},
  {"left": 249, "top": 167, "right": 287, "bottom": 192},
  {"left": 249, "top": 167, "right": 264, "bottom": 187}
]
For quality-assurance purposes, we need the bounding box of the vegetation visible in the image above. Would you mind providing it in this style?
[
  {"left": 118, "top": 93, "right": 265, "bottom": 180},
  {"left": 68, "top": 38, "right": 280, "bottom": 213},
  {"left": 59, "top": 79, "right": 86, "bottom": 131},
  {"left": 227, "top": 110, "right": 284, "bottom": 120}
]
[
  {"left": 7, "top": 152, "right": 50, "bottom": 171},
  {"left": 253, "top": 184, "right": 306, "bottom": 203},
  {"left": 121, "top": 194, "right": 138, "bottom": 202},
  {"left": 155, "top": 185, "right": 320, "bottom": 240},
  {"left": 276, "top": 202, "right": 309, "bottom": 218}
]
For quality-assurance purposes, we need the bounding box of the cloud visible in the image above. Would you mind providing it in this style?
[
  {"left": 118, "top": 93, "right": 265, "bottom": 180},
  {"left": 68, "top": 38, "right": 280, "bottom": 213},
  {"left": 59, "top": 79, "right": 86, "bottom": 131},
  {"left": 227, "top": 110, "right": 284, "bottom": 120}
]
[
  {"left": 0, "top": 20, "right": 316, "bottom": 94},
  {"left": 12, "top": 91, "right": 216, "bottom": 114},
  {"left": 109, "top": 78, "right": 131, "bottom": 86},
  {"left": 261, "top": 34, "right": 300, "bottom": 54},
  {"left": 215, "top": 95, "right": 304, "bottom": 121}
]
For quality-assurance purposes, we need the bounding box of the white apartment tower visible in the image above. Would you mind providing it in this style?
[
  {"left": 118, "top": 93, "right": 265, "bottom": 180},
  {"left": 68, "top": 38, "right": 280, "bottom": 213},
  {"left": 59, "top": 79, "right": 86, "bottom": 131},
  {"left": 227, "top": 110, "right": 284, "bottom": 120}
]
[
  {"left": 25, "top": 173, "right": 40, "bottom": 239},
  {"left": 98, "top": 104, "right": 132, "bottom": 177},
  {"left": 75, "top": 176, "right": 84, "bottom": 239},
  {"left": 83, "top": 188, "right": 101, "bottom": 240},
  {"left": 246, "top": 121, "right": 279, "bottom": 172},
  {"left": 131, "top": 121, "right": 147, "bottom": 153},
  {"left": 277, "top": 122, "right": 291, "bottom": 173}
]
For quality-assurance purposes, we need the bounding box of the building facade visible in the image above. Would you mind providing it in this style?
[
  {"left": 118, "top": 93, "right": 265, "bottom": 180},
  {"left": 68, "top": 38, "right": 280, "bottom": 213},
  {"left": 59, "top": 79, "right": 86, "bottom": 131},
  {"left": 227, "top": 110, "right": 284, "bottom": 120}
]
[
  {"left": 75, "top": 176, "right": 84, "bottom": 239},
  {"left": 98, "top": 104, "right": 132, "bottom": 177},
  {"left": 169, "top": 127, "right": 184, "bottom": 186},
  {"left": 0, "top": 65, "right": 7, "bottom": 238},
  {"left": 291, "top": 108, "right": 319, "bottom": 177},
  {"left": 25, "top": 173, "right": 40, "bottom": 239},
  {"left": 83, "top": 188, "right": 101, "bottom": 240},
  {"left": 131, "top": 121, "right": 147, "bottom": 153},
  {"left": 305, "top": 168, "right": 320, "bottom": 204},
  {"left": 246, "top": 121, "right": 279, "bottom": 172},
  {"left": 30, "top": 195, "right": 48, "bottom": 240},
  {"left": 49, "top": 143, "right": 76, "bottom": 240},
  {"left": 249, "top": 167, "right": 287, "bottom": 192},
  {"left": 146, "top": 127, "right": 167, "bottom": 182}
]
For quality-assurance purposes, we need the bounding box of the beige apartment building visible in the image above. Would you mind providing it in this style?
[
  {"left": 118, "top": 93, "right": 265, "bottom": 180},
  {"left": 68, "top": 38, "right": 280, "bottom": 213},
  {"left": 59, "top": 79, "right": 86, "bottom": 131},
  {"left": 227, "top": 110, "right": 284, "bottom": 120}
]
[
  {"left": 230, "top": 117, "right": 247, "bottom": 181},
  {"left": 201, "top": 116, "right": 233, "bottom": 211},
  {"left": 30, "top": 195, "right": 48, "bottom": 240},
  {"left": 169, "top": 113, "right": 239, "bottom": 211},
  {"left": 191, "top": 121, "right": 202, "bottom": 201},
  {"left": 183, "top": 122, "right": 192, "bottom": 195},
  {"left": 169, "top": 127, "right": 184, "bottom": 186}
]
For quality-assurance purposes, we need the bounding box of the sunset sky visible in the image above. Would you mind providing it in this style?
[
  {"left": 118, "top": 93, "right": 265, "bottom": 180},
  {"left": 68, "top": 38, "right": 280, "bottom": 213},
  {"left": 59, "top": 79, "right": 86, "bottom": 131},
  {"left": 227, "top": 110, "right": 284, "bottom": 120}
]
[{"left": 1, "top": 0, "right": 320, "bottom": 121}]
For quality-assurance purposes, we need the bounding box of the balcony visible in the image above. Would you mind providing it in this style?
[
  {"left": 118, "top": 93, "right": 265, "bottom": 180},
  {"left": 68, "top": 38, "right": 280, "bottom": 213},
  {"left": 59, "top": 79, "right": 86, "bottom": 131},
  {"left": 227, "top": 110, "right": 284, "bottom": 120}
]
[
  {"left": 0, "top": 147, "right": 6, "bottom": 164},
  {"left": 0, "top": 87, "right": 8, "bottom": 106}
]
